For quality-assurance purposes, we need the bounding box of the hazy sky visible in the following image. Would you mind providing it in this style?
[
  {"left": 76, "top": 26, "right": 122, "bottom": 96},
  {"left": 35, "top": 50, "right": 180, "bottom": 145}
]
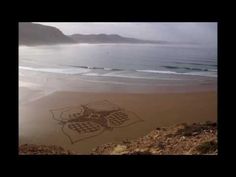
[{"left": 37, "top": 22, "right": 217, "bottom": 46}]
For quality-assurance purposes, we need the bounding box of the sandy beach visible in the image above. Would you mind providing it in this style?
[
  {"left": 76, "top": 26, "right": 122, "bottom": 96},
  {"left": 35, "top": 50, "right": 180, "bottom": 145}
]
[
  {"left": 19, "top": 75, "right": 217, "bottom": 154},
  {"left": 19, "top": 51, "right": 217, "bottom": 154},
  {"left": 18, "top": 22, "right": 217, "bottom": 155}
]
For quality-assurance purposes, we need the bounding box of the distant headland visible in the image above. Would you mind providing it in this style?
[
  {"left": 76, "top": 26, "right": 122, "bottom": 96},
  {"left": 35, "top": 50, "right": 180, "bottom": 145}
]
[{"left": 19, "top": 22, "right": 168, "bottom": 46}]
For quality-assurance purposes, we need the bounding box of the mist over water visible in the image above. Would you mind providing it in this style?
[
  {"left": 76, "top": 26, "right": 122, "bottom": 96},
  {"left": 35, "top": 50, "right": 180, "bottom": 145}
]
[{"left": 19, "top": 44, "right": 217, "bottom": 79}]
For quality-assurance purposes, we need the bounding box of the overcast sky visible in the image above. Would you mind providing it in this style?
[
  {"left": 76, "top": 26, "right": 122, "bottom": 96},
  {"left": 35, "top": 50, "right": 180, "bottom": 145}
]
[{"left": 37, "top": 22, "right": 217, "bottom": 46}]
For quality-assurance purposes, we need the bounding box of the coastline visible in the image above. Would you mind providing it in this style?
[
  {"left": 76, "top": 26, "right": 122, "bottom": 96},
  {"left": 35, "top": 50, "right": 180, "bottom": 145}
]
[
  {"left": 19, "top": 68, "right": 217, "bottom": 154},
  {"left": 18, "top": 23, "right": 217, "bottom": 155}
]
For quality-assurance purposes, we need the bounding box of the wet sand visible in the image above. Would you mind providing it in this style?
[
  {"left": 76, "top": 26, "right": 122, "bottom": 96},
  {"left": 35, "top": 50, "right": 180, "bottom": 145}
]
[{"left": 19, "top": 89, "right": 217, "bottom": 154}]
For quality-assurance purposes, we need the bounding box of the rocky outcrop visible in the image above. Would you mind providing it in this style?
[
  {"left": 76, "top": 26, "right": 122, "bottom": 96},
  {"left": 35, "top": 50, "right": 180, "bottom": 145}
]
[
  {"left": 19, "top": 144, "right": 76, "bottom": 155},
  {"left": 91, "top": 121, "right": 217, "bottom": 155},
  {"left": 19, "top": 121, "right": 217, "bottom": 155}
]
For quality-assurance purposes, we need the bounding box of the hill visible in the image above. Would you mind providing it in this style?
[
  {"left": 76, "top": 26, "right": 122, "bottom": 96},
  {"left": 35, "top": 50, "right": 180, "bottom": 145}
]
[
  {"left": 69, "top": 33, "right": 167, "bottom": 44},
  {"left": 19, "top": 22, "right": 75, "bottom": 45}
]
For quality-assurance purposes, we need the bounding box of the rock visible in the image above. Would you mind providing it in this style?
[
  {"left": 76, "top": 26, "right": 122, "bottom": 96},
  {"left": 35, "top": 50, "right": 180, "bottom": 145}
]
[
  {"left": 19, "top": 144, "right": 77, "bottom": 155},
  {"left": 194, "top": 140, "right": 217, "bottom": 154},
  {"left": 154, "top": 142, "right": 165, "bottom": 149},
  {"left": 112, "top": 145, "right": 127, "bottom": 154},
  {"left": 150, "top": 149, "right": 161, "bottom": 154},
  {"left": 192, "top": 132, "right": 199, "bottom": 136},
  {"left": 125, "top": 147, "right": 152, "bottom": 155},
  {"left": 165, "top": 133, "right": 174, "bottom": 138},
  {"left": 205, "top": 121, "right": 217, "bottom": 127}
]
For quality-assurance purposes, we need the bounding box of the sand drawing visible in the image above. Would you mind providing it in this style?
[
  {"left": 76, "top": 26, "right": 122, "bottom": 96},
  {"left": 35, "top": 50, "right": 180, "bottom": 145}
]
[{"left": 50, "top": 100, "right": 142, "bottom": 144}]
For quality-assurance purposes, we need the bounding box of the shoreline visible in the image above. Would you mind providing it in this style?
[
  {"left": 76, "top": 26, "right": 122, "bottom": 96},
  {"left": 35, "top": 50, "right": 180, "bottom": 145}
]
[
  {"left": 19, "top": 68, "right": 217, "bottom": 154},
  {"left": 19, "top": 68, "right": 217, "bottom": 97}
]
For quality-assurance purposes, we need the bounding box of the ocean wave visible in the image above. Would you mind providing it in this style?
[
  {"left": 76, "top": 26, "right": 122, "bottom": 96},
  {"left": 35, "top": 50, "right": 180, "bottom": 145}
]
[
  {"left": 19, "top": 65, "right": 217, "bottom": 78},
  {"left": 19, "top": 66, "right": 91, "bottom": 74},
  {"left": 162, "top": 65, "right": 217, "bottom": 72},
  {"left": 63, "top": 65, "right": 123, "bottom": 71},
  {"left": 136, "top": 70, "right": 178, "bottom": 74},
  {"left": 82, "top": 72, "right": 186, "bottom": 80},
  {"left": 136, "top": 69, "right": 217, "bottom": 77},
  {"left": 173, "top": 62, "right": 217, "bottom": 67}
]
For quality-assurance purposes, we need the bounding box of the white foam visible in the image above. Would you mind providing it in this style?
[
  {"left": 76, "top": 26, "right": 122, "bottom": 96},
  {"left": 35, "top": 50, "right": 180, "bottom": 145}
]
[
  {"left": 82, "top": 72, "right": 183, "bottom": 80},
  {"left": 83, "top": 73, "right": 101, "bottom": 76},
  {"left": 19, "top": 66, "right": 91, "bottom": 75},
  {"left": 19, "top": 66, "right": 217, "bottom": 78},
  {"left": 136, "top": 69, "right": 217, "bottom": 78},
  {"left": 136, "top": 70, "right": 178, "bottom": 74},
  {"left": 182, "top": 71, "right": 217, "bottom": 77}
]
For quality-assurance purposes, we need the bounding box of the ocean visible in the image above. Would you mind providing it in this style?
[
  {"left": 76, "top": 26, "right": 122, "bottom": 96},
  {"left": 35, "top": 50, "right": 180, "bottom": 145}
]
[{"left": 19, "top": 43, "right": 217, "bottom": 80}]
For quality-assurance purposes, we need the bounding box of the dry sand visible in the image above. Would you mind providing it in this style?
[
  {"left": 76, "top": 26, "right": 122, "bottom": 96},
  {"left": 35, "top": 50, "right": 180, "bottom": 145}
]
[{"left": 19, "top": 89, "right": 217, "bottom": 154}]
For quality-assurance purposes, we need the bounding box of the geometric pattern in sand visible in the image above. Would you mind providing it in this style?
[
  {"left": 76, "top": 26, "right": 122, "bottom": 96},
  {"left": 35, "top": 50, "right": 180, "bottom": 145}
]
[{"left": 50, "top": 100, "right": 142, "bottom": 144}]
